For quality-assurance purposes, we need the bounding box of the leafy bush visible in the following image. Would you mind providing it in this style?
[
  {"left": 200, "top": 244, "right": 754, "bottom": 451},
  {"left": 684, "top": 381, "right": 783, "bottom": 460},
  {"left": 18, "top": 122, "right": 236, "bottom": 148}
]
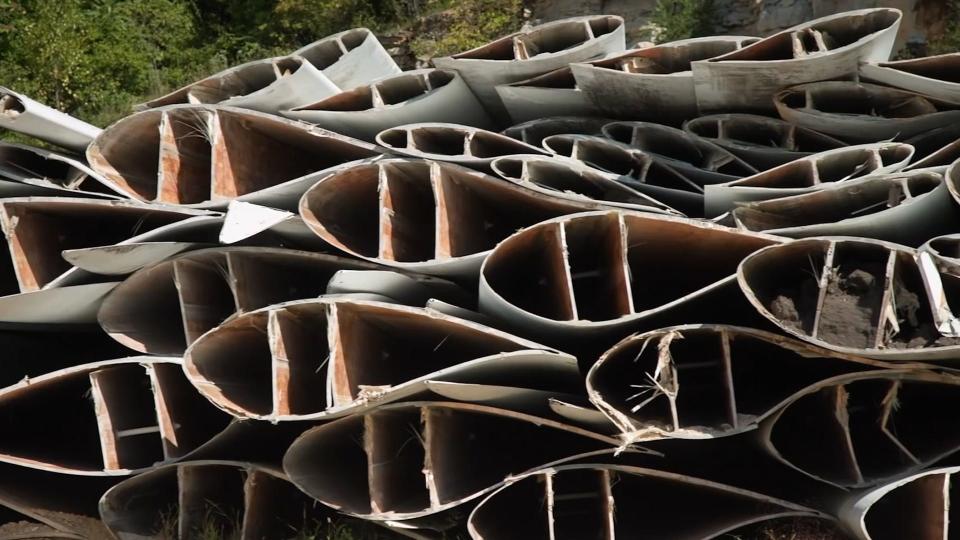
[
  {"left": 0, "top": 0, "right": 522, "bottom": 131},
  {"left": 408, "top": 0, "right": 523, "bottom": 59},
  {"left": 649, "top": 0, "right": 714, "bottom": 43},
  {"left": 927, "top": 0, "right": 960, "bottom": 55}
]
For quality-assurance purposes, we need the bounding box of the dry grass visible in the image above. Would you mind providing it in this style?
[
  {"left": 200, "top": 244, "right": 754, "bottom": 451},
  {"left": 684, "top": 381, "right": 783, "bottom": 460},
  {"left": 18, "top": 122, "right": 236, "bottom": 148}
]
[{"left": 721, "top": 516, "right": 851, "bottom": 540}]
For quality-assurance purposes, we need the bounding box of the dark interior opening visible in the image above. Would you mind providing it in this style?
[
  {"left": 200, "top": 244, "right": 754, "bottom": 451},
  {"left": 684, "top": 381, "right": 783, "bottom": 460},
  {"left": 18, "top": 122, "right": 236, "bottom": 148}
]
[
  {"left": 333, "top": 302, "right": 525, "bottom": 400},
  {"left": 816, "top": 149, "right": 876, "bottom": 183},
  {"left": 177, "top": 465, "right": 245, "bottom": 539},
  {"left": 270, "top": 308, "right": 329, "bottom": 416},
  {"left": 186, "top": 313, "right": 273, "bottom": 416},
  {"left": 815, "top": 242, "right": 888, "bottom": 349},
  {"left": 483, "top": 223, "right": 576, "bottom": 321},
  {"left": 298, "top": 38, "right": 346, "bottom": 70},
  {"left": 301, "top": 86, "right": 374, "bottom": 112},
  {"left": 563, "top": 214, "right": 632, "bottom": 321},
  {"left": 366, "top": 409, "right": 430, "bottom": 514},
  {"left": 90, "top": 364, "right": 164, "bottom": 470},
  {"left": 378, "top": 164, "right": 436, "bottom": 262},
  {"left": 453, "top": 35, "right": 515, "bottom": 61},
  {"left": 0, "top": 372, "right": 104, "bottom": 471},
  {"left": 425, "top": 408, "right": 607, "bottom": 504},
  {"left": 410, "top": 128, "right": 466, "bottom": 156},
  {"left": 158, "top": 110, "right": 212, "bottom": 205},
  {"left": 471, "top": 473, "right": 550, "bottom": 540},
  {"left": 518, "top": 21, "right": 590, "bottom": 57},
  {"left": 887, "top": 379, "right": 960, "bottom": 462},
  {"left": 729, "top": 333, "right": 862, "bottom": 416},
  {"left": 285, "top": 417, "right": 371, "bottom": 514},
  {"left": 843, "top": 378, "right": 918, "bottom": 482},
  {"left": 769, "top": 386, "right": 862, "bottom": 485},
  {"left": 864, "top": 472, "right": 947, "bottom": 540},
  {"left": 150, "top": 362, "right": 230, "bottom": 459},
  {"left": 301, "top": 164, "right": 381, "bottom": 257},
  {"left": 0, "top": 145, "right": 87, "bottom": 186},
  {"left": 173, "top": 256, "right": 238, "bottom": 345},
  {"left": 712, "top": 32, "right": 794, "bottom": 61},
  {"left": 213, "top": 111, "right": 377, "bottom": 198},
  {"left": 376, "top": 73, "right": 433, "bottom": 105},
  {"left": 434, "top": 167, "right": 581, "bottom": 258},
  {"left": 551, "top": 468, "right": 610, "bottom": 540},
  {"left": 625, "top": 215, "right": 774, "bottom": 312},
  {"left": 93, "top": 111, "right": 163, "bottom": 200},
  {"left": 227, "top": 251, "right": 344, "bottom": 313},
  {"left": 885, "top": 56, "right": 960, "bottom": 83},
  {"left": 741, "top": 240, "right": 825, "bottom": 336},
  {"left": 98, "top": 262, "right": 186, "bottom": 354},
  {"left": 3, "top": 203, "right": 187, "bottom": 292},
  {"left": 610, "top": 472, "right": 774, "bottom": 537}
]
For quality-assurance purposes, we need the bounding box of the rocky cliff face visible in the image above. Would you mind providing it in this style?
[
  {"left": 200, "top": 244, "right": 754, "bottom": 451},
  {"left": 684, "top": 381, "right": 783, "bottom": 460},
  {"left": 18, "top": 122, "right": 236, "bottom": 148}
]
[{"left": 528, "top": 0, "right": 949, "bottom": 54}]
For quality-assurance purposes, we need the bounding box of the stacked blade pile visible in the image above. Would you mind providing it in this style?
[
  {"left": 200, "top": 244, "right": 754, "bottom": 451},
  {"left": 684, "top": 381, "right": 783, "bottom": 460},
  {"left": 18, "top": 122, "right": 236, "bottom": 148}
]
[{"left": 4, "top": 8, "right": 960, "bottom": 540}]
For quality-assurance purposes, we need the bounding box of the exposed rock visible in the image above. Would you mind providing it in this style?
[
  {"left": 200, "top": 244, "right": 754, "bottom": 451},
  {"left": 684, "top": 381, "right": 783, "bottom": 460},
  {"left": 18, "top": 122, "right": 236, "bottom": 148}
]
[{"left": 527, "top": 0, "right": 939, "bottom": 55}]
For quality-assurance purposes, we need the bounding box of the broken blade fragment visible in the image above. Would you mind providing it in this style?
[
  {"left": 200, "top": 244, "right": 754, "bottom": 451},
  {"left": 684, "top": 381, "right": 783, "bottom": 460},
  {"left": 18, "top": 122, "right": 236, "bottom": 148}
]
[
  {"left": 838, "top": 466, "right": 960, "bottom": 540},
  {"left": 760, "top": 369, "right": 960, "bottom": 489},
  {"left": 298, "top": 158, "right": 615, "bottom": 277},
  {"left": 141, "top": 28, "right": 400, "bottom": 112},
  {"left": 490, "top": 154, "right": 683, "bottom": 216},
  {"left": 683, "top": 113, "right": 846, "bottom": 169},
  {"left": 537, "top": 134, "right": 703, "bottom": 215},
  {"left": 502, "top": 116, "right": 613, "bottom": 147},
  {"left": 0, "top": 197, "right": 209, "bottom": 293},
  {"left": 97, "top": 247, "right": 383, "bottom": 354},
  {"left": 0, "top": 198, "right": 208, "bottom": 326},
  {"left": 0, "top": 142, "right": 127, "bottom": 199},
  {"left": 286, "top": 69, "right": 494, "bottom": 141},
  {"left": 376, "top": 123, "right": 548, "bottom": 168},
  {"left": 479, "top": 210, "right": 780, "bottom": 342},
  {"left": 738, "top": 236, "right": 960, "bottom": 359},
  {"left": 183, "top": 297, "right": 581, "bottom": 421},
  {"left": 467, "top": 463, "right": 826, "bottom": 540},
  {"left": 86, "top": 105, "right": 381, "bottom": 208},
  {"left": 282, "top": 402, "right": 632, "bottom": 520},
  {"left": 495, "top": 67, "right": 598, "bottom": 125},
  {"left": 432, "top": 15, "right": 626, "bottom": 122},
  {"left": 145, "top": 55, "right": 340, "bottom": 113},
  {"left": 0, "top": 87, "right": 102, "bottom": 152},
  {"left": 730, "top": 171, "right": 960, "bottom": 247},
  {"left": 704, "top": 142, "right": 915, "bottom": 216},
  {"left": 292, "top": 28, "right": 402, "bottom": 92},
  {"left": 99, "top": 460, "right": 377, "bottom": 540},
  {"left": 602, "top": 120, "right": 758, "bottom": 186},
  {"left": 0, "top": 358, "right": 230, "bottom": 475},
  {"left": 571, "top": 35, "right": 758, "bottom": 124},
  {"left": 586, "top": 324, "right": 915, "bottom": 442},
  {"left": 774, "top": 81, "right": 960, "bottom": 143},
  {"left": 691, "top": 8, "right": 902, "bottom": 112},
  {"left": 860, "top": 52, "right": 960, "bottom": 106}
]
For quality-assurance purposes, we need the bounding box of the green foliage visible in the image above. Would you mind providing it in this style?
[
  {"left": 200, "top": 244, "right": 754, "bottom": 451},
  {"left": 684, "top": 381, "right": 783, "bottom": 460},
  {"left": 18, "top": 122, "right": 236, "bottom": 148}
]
[
  {"left": 0, "top": 0, "right": 212, "bottom": 125},
  {"left": 0, "top": 0, "right": 522, "bottom": 132},
  {"left": 649, "top": 0, "right": 714, "bottom": 43},
  {"left": 927, "top": 0, "right": 960, "bottom": 55},
  {"left": 408, "top": 0, "right": 523, "bottom": 59},
  {"left": 893, "top": 0, "right": 960, "bottom": 59},
  {"left": 272, "top": 0, "right": 407, "bottom": 43}
]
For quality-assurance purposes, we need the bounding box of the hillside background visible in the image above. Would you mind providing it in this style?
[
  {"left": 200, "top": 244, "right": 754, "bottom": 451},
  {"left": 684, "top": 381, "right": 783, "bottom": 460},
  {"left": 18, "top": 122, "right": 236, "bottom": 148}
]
[{"left": 0, "top": 0, "right": 956, "bottom": 129}]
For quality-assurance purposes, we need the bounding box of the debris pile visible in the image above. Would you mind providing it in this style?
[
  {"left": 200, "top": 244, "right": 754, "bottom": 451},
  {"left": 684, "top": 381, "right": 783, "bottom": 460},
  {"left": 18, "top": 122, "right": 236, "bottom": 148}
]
[{"left": 2, "top": 8, "right": 960, "bottom": 539}]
